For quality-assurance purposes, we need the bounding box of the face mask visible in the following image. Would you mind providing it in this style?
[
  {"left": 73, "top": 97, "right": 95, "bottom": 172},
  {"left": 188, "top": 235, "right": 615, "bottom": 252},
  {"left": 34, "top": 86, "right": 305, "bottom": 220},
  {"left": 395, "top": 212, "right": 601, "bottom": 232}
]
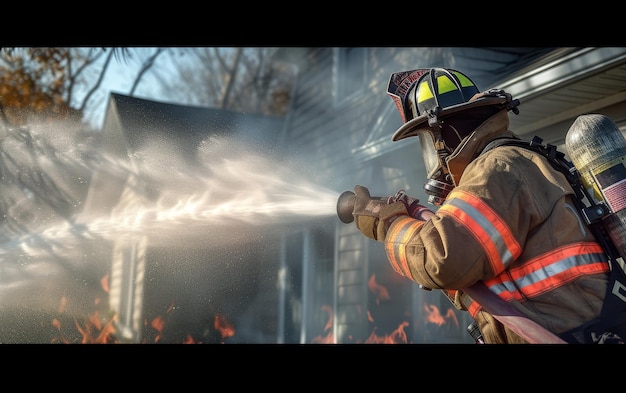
[{"left": 416, "top": 129, "right": 455, "bottom": 206}]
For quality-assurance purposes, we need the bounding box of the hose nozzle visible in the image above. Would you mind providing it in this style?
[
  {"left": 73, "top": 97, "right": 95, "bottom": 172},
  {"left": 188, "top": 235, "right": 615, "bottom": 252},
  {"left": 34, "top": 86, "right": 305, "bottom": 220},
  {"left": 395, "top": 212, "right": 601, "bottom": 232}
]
[
  {"left": 336, "top": 191, "right": 356, "bottom": 223},
  {"left": 336, "top": 190, "right": 390, "bottom": 223},
  {"left": 337, "top": 188, "right": 432, "bottom": 224}
]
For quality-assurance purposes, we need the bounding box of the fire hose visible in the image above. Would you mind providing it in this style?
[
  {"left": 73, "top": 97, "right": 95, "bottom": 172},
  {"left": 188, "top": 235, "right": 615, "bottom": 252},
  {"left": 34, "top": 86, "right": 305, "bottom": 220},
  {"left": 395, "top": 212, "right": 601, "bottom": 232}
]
[{"left": 336, "top": 190, "right": 567, "bottom": 344}]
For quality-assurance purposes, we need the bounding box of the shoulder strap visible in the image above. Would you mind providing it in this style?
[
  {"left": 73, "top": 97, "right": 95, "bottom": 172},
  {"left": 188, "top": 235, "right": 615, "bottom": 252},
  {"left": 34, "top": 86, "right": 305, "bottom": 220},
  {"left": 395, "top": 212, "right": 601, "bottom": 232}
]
[{"left": 482, "top": 136, "right": 588, "bottom": 202}]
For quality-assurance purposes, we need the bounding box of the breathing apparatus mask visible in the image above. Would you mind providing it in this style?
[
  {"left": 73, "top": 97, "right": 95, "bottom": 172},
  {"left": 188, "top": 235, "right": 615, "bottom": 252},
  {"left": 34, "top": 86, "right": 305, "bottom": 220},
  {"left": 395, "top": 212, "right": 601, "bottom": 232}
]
[
  {"left": 386, "top": 68, "right": 520, "bottom": 205},
  {"left": 416, "top": 125, "right": 456, "bottom": 205}
]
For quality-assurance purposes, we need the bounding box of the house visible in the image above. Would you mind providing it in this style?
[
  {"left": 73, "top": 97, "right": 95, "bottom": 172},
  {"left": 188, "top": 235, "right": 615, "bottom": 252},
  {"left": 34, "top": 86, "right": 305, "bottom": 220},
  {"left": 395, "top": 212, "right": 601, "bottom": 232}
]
[{"left": 77, "top": 93, "right": 286, "bottom": 343}]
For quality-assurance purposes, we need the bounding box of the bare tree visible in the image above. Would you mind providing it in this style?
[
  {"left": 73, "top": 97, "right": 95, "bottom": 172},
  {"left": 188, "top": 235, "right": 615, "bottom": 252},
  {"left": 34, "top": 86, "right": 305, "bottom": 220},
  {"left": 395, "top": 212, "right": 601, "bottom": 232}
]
[
  {"left": 220, "top": 48, "right": 243, "bottom": 109},
  {"left": 129, "top": 48, "right": 165, "bottom": 96},
  {"left": 152, "top": 47, "right": 295, "bottom": 116}
]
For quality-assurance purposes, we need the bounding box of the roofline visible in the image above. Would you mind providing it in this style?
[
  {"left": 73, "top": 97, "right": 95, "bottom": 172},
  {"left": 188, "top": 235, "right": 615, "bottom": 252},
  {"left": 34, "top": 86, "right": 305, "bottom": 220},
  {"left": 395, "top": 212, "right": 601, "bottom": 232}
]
[{"left": 491, "top": 47, "right": 626, "bottom": 100}]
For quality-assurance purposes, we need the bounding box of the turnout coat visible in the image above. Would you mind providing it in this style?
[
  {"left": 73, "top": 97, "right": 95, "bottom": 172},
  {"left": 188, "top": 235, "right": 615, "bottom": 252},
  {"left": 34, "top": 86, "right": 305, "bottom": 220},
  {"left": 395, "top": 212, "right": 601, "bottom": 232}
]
[{"left": 384, "top": 110, "right": 610, "bottom": 344}]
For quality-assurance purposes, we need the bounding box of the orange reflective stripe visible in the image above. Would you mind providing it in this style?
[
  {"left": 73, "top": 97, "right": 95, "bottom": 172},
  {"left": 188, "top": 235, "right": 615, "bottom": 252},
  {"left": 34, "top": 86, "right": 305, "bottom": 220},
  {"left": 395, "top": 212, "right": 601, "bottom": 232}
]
[
  {"left": 484, "top": 242, "right": 609, "bottom": 302},
  {"left": 452, "top": 290, "right": 482, "bottom": 318},
  {"left": 385, "top": 216, "right": 425, "bottom": 277},
  {"left": 439, "top": 190, "right": 522, "bottom": 275},
  {"left": 468, "top": 300, "right": 482, "bottom": 318}
]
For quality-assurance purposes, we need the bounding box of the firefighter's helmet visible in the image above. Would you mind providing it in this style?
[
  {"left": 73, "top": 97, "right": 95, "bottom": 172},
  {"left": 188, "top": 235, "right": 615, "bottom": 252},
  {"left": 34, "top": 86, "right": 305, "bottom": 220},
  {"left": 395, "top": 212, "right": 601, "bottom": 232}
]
[{"left": 386, "top": 68, "right": 519, "bottom": 141}]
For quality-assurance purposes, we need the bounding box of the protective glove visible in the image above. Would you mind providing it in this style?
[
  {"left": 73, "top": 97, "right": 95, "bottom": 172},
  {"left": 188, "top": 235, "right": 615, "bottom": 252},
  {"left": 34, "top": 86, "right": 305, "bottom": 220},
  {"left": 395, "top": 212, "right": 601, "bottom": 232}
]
[
  {"left": 388, "top": 190, "right": 434, "bottom": 221},
  {"left": 352, "top": 185, "right": 409, "bottom": 241}
]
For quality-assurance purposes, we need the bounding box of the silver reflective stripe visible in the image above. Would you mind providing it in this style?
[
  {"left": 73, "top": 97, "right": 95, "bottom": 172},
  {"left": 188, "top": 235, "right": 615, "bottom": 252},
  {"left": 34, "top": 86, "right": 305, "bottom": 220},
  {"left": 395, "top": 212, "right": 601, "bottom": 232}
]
[
  {"left": 489, "top": 250, "right": 606, "bottom": 296},
  {"left": 447, "top": 197, "right": 515, "bottom": 267}
]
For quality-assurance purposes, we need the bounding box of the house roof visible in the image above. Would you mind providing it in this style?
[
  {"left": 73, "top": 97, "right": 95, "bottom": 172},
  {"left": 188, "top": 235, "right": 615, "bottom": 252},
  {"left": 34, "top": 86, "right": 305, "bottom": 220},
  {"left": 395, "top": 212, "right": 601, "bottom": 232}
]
[{"left": 105, "top": 93, "right": 284, "bottom": 156}]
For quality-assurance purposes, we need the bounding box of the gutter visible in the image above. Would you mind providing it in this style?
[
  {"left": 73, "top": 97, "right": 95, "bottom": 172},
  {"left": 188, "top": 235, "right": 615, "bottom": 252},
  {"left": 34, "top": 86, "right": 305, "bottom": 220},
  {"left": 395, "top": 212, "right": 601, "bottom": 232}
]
[{"left": 492, "top": 47, "right": 626, "bottom": 100}]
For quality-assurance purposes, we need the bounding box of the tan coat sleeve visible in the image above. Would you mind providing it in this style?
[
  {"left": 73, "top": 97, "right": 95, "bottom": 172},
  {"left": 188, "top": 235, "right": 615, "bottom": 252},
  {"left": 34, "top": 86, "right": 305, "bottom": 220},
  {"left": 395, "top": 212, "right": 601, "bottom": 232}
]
[{"left": 384, "top": 146, "right": 571, "bottom": 291}]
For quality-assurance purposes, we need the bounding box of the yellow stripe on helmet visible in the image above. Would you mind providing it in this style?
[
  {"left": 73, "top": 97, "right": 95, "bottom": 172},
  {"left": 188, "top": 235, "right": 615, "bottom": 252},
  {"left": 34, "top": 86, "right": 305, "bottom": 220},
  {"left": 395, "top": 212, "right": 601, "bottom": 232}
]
[
  {"left": 453, "top": 71, "right": 475, "bottom": 88},
  {"left": 436, "top": 75, "right": 459, "bottom": 95},
  {"left": 416, "top": 80, "right": 434, "bottom": 104}
]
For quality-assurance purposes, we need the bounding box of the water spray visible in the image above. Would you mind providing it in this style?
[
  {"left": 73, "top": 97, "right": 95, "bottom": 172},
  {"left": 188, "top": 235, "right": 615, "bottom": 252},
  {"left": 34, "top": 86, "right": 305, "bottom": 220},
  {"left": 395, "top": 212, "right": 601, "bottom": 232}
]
[{"left": 0, "top": 130, "right": 341, "bottom": 260}]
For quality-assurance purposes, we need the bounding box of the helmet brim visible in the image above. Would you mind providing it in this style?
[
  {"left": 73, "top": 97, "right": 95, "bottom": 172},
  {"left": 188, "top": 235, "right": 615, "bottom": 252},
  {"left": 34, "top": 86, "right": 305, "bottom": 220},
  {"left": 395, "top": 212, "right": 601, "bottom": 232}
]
[{"left": 391, "top": 96, "right": 507, "bottom": 141}]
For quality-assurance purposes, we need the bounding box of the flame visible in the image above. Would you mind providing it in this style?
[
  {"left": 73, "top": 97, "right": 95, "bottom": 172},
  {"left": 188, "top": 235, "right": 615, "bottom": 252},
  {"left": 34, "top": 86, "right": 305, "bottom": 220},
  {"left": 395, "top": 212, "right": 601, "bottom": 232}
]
[
  {"left": 74, "top": 311, "right": 118, "bottom": 343},
  {"left": 151, "top": 315, "right": 166, "bottom": 333},
  {"left": 50, "top": 274, "right": 120, "bottom": 344},
  {"left": 58, "top": 295, "right": 67, "bottom": 313},
  {"left": 214, "top": 314, "right": 235, "bottom": 342},
  {"left": 365, "top": 321, "right": 409, "bottom": 344},
  {"left": 51, "top": 310, "right": 120, "bottom": 344},
  {"left": 368, "top": 274, "right": 390, "bottom": 305},
  {"left": 51, "top": 318, "right": 62, "bottom": 331},
  {"left": 150, "top": 315, "right": 166, "bottom": 343},
  {"left": 311, "top": 332, "right": 334, "bottom": 343},
  {"left": 100, "top": 273, "right": 110, "bottom": 293},
  {"left": 424, "top": 304, "right": 460, "bottom": 327},
  {"left": 51, "top": 275, "right": 237, "bottom": 344},
  {"left": 311, "top": 305, "right": 334, "bottom": 343},
  {"left": 311, "top": 275, "right": 414, "bottom": 343}
]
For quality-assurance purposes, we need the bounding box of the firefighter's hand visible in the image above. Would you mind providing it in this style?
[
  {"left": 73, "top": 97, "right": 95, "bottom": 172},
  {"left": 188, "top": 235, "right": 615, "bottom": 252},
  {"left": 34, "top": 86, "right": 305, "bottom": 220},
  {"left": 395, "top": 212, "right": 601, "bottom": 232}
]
[
  {"left": 352, "top": 185, "right": 408, "bottom": 241},
  {"left": 389, "top": 190, "right": 434, "bottom": 221}
]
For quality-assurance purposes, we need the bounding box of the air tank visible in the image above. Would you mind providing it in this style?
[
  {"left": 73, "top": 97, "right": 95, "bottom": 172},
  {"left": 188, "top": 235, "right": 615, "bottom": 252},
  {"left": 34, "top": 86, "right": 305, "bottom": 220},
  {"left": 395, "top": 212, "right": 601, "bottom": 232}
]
[{"left": 565, "top": 113, "right": 626, "bottom": 260}]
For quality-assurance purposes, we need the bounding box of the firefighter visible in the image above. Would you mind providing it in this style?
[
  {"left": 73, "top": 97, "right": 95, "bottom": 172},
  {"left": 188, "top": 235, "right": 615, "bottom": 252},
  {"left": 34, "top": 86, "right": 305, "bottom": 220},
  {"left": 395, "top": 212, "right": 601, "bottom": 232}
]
[{"left": 350, "top": 68, "right": 618, "bottom": 344}]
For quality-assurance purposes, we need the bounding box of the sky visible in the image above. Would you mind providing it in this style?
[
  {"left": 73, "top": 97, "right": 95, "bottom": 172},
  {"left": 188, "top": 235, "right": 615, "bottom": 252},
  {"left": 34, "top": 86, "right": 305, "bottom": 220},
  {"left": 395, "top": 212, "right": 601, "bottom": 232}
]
[{"left": 82, "top": 48, "right": 182, "bottom": 129}]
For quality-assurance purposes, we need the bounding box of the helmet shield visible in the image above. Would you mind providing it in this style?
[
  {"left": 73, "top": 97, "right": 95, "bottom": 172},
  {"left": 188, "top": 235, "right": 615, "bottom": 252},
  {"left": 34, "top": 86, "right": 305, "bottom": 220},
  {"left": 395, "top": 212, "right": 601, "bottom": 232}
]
[{"left": 417, "top": 131, "right": 440, "bottom": 179}]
